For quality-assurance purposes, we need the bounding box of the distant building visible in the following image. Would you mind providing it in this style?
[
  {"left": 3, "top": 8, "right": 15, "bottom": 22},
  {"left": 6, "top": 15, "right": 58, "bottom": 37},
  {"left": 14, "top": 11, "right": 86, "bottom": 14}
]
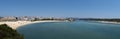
[
  {"left": 17, "top": 17, "right": 28, "bottom": 21},
  {"left": 0, "top": 16, "right": 17, "bottom": 21}
]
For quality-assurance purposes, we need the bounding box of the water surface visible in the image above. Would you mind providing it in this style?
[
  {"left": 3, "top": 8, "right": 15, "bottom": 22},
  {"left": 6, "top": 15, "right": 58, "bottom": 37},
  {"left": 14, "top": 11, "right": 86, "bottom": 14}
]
[{"left": 17, "top": 21, "right": 120, "bottom": 39}]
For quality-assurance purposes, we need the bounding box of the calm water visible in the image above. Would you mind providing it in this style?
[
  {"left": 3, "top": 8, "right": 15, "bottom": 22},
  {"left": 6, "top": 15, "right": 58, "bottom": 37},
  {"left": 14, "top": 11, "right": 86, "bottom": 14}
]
[{"left": 17, "top": 21, "right": 120, "bottom": 39}]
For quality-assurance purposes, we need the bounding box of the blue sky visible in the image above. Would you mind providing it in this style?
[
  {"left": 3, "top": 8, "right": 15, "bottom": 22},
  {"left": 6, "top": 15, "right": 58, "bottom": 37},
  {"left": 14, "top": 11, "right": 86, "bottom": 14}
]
[{"left": 0, "top": 0, "right": 120, "bottom": 18}]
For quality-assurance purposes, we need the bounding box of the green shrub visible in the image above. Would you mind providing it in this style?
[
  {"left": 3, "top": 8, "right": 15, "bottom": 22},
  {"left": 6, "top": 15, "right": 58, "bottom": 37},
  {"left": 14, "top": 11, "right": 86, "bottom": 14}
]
[{"left": 0, "top": 24, "right": 24, "bottom": 39}]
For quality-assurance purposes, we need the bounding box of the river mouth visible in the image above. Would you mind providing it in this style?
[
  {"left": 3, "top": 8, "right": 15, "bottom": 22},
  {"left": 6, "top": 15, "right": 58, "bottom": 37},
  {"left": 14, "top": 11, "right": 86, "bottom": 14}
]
[{"left": 17, "top": 21, "right": 120, "bottom": 39}]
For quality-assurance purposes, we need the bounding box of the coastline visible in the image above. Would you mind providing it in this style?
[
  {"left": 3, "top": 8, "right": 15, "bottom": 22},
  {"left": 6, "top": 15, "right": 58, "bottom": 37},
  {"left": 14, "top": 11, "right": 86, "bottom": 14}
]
[
  {"left": 92, "top": 21, "right": 120, "bottom": 24},
  {"left": 0, "top": 20, "right": 66, "bottom": 29}
]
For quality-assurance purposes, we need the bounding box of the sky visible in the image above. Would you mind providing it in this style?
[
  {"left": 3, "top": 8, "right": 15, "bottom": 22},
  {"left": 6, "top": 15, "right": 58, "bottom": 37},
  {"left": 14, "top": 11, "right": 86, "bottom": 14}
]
[{"left": 0, "top": 0, "right": 120, "bottom": 18}]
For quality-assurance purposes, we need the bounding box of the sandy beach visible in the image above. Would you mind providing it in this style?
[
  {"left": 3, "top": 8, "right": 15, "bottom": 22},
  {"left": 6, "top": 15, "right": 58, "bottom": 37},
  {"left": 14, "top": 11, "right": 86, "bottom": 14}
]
[{"left": 0, "top": 21, "right": 65, "bottom": 29}]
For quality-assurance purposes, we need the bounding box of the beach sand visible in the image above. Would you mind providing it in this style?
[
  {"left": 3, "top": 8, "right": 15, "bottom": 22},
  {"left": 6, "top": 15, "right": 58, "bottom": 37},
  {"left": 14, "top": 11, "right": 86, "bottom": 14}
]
[{"left": 0, "top": 21, "right": 65, "bottom": 29}]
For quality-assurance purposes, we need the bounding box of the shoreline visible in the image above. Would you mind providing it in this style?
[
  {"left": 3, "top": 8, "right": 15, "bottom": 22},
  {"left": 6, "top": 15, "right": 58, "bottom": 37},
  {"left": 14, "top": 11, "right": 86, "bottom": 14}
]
[
  {"left": 91, "top": 21, "right": 120, "bottom": 24},
  {"left": 0, "top": 20, "right": 66, "bottom": 29}
]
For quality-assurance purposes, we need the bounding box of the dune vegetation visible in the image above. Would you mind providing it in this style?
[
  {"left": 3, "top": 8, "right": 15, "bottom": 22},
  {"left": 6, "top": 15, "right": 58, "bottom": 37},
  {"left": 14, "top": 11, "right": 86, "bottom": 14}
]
[{"left": 0, "top": 24, "right": 24, "bottom": 39}]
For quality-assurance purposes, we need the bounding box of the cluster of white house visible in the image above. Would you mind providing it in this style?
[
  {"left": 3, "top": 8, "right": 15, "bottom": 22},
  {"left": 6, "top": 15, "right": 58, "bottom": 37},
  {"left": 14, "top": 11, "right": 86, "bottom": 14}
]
[{"left": 0, "top": 16, "right": 40, "bottom": 21}]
